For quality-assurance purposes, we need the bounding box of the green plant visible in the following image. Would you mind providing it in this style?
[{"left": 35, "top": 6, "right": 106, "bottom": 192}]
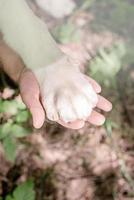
[
  {"left": 54, "top": 22, "right": 80, "bottom": 44},
  {"left": 53, "top": 0, "right": 94, "bottom": 44},
  {"left": 80, "top": 0, "right": 94, "bottom": 10},
  {"left": 0, "top": 98, "right": 31, "bottom": 162},
  {"left": 104, "top": 118, "right": 134, "bottom": 195},
  {"left": 5, "top": 180, "right": 35, "bottom": 200},
  {"left": 90, "top": 0, "right": 134, "bottom": 66},
  {"left": 88, "top": 42, "right": 126, "bottom": 86},
  {"left": 104, "top": 119, "right": 119, "bottom": 137}
]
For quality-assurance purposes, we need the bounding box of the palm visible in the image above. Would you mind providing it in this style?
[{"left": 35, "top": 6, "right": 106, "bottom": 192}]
[{"left": 19, "top": 69, "right": 112, "bottom": 129}]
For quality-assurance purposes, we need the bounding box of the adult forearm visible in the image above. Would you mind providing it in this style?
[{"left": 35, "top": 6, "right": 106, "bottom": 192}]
[
  {"left": 0, "top": 37, "right": 25, "bottom": 83},
  {"left": 0, "top": 0, "right": 63, "bottom": 70}
]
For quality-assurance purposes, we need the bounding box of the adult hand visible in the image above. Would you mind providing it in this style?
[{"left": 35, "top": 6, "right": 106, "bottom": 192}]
[
  {"left": 19, "top": 69, "right": 112, "bottom": 129},
  {"left": 0, "top": 37, "right": 45, "bottom": 129},
  {"left": 0, "top": 39, "right": 112, "bottom": 129}
]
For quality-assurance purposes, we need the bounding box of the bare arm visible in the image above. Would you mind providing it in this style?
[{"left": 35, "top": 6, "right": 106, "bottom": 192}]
[
  {"left": 0, "top": 0, "right": 63, "bottom": 70},
  {"left": 0, "top": 35, "right": 25, "bottom": 82},
  {"left": 0, "top": 0, "right": 99, "bottom": 124},
  {"left": 0, "top": 0, "right": 112, "bottom": 128}
]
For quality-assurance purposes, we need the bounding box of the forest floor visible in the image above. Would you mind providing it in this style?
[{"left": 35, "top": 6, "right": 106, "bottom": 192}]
[{"left": 0, "top": 0, "right": 134, "bottom": 199}]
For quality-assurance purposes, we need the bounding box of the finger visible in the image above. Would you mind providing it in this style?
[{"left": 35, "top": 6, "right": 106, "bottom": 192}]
[
  {"left": 97, "top": 95, "right": 112, "bottom": 112},
  {"left": 87, "top": 110, "right": 105, "bottom": 126},
  {"left": 19, "top": 69, "right": 45, "bottom": 129},
  {"left": 84, "top": 75, "right": 101, "bottom": 93},
  {"left": 57, "top": 119, "right": 85, "bottom": 129},
  {"left": 30, "top": 105, "right": 45, "bottom": 129}
]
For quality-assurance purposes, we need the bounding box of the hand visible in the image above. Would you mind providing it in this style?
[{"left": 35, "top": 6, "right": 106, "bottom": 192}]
[
  {"left": 0, "top": 37, "right": 45, "bottom": 129},
  {"left": 19, "top": 60, "right": 112, "bottom": 129},
  {"left": 58, "top": 76, "right": 112, "bottom": 129},
  {"left": 0, "top": 39, "right": 112, "bottom": 129},
  {"left": 32, "top": 56, "right": 112, "bottom": 129}
]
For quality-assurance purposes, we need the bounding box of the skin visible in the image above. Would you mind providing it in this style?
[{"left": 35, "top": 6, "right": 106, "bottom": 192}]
[
  {"left": 0, "top": 0, "right": 112, "bottom": 129},
  {"left": 0, "top": 38, "right": 112, "bottom": 129}
]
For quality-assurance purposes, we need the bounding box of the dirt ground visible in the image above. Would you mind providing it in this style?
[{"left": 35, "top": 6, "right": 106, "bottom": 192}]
[{"left": 0, "top": 0, "right": 134, "bottom": 199}]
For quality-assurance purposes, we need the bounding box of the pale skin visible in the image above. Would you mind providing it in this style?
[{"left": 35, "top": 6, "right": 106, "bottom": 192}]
[
  {"left": 0, "top": 0, "right": 112, "bottom": 129},
  {"left": 0, "top": 38, "right": 112, "bottom": 129}
]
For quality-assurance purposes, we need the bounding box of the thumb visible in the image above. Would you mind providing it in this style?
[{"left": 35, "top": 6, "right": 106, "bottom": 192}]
[
  {"left": 29, "top": 102, "right": 45, "bottom": 129},
  {"left": 19, "top": 69, "right": 45, "bottom": 129}
]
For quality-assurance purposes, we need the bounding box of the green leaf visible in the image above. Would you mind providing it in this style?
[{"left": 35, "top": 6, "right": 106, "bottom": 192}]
[
  {"left": 1, "top": 100, "right": 18, "bottom": 115},
  {"left": 0, "top": 99, "right": 26, "bottom": 116},
  {"left": 11, "top": 124, "right": 30, "bottom": 138},
  {"left": 104, "top": 119, "right": 115, "bottom": 137},
  {"left": 3, "top": 135, "right": 17, "bottom": 162},
  {"left": 60, "top": 24, "right": 74, "bottom": 43},
  {"left": 58, "top": 23, "right": 80, "bottom": 44},
  {"left": 89, "top": 42, "right": 126, "bottom": 85},
  {"left": 0, "top": 122, "right": 30, "bottom": 140},
  {"left": 0, "top": 121, "right": 13, "bottom": 139},
  {"left": 15, "top": 110, "right": 29, "bottom": 123},
  {"left": 5, "top": 180, "right": 35, "bottom": 200},
  {"left": 16, "top": 100, "right": 26, "bottom": 110},
  {"left": 0, "top": 100, "right": 3, "bottom": 113},
  {"left": 13, "top": 180, "right": 35, "bottom": 200},
  {"left": 81, "top": 0, "right": 94, "bottom": 10},
  {"left": 6, "top": 195, "right": 14, "bottom": 200}
]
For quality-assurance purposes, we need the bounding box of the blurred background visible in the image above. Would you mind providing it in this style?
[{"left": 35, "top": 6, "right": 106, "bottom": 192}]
[{"left": 0, "top": 0, "right": 134, "bottom": 199}]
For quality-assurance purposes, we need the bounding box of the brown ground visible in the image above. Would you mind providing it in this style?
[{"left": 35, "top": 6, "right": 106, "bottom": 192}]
[{"left": 0, "top": 0, "right": 134, "bottom": 199}]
